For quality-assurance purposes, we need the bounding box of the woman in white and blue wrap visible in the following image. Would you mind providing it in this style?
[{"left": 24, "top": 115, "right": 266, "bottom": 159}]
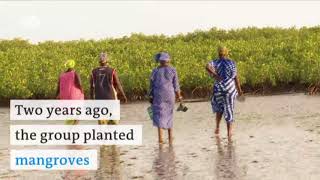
[{"left": 206, "top": 47, "right": 243, "bottom": 139}]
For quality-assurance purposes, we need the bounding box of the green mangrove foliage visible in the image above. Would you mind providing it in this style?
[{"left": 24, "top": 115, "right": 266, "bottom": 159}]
[{"left": 1, "top": 27, "right": 320, "bottom": 99}]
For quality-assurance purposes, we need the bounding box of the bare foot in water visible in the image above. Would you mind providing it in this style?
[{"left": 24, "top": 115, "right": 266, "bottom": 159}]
[
  {"left": 169, "top": 137, "right": 174, "bottom": 145},
  {"left": 215, "top": 129, "right": 220, "bottom": 135},
  {"left": 159, "top": 140, "right": 164, "bottom": 144}
]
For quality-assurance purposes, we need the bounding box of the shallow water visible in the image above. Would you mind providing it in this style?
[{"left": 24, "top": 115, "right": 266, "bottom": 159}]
[{"left": 1, "top": 94, "right": 320, "bottom": 180}]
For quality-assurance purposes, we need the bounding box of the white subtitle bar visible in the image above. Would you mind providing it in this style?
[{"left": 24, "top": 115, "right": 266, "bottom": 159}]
[
  {"left": 11, "top": 150, "right": 97, "bottom": 170},
  {"left": 10, "top": 100, "right": 120, "bottom": 120},
  {"left": 10, "top": 125, "right": 143, "bottom": 145}
]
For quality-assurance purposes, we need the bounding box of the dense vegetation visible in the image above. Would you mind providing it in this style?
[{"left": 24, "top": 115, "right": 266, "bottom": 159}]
[{"left": 1, "top": 27, "right": 320, "bottom": 100}]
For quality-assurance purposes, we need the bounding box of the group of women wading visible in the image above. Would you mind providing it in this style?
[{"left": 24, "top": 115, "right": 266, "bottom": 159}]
[{"left": 56, "top": 46, "right": 243, "bottom": 144}]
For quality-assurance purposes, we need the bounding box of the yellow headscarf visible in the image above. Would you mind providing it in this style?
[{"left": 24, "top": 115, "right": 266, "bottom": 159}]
[
  {"left": 65, "top": 59, "right": 75, "bottom": 69},
  {"left": 218, "top": 46, "right": 229, "bottom": 57}
]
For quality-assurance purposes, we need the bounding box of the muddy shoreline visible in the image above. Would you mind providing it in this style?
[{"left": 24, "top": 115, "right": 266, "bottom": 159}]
[
  {"left": 1, "top": 93, "right": 320, "bottom": 180},
  {"left": 0, "top": 88, "right": 311, "bottom": 107}
]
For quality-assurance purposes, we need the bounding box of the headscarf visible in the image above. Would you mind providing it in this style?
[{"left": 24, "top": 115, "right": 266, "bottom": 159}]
[
  {"left": 64, "top": 59, "right": 75, "bottom": 69},
  {"left": 218, "top": 46, "right": 229, "bottom": 57},
  {"left": 155, "top": 52, "right": 170, "bottom": 62},
  {"left": 99, "top": 52, "right": 107, "bottom": 63}
]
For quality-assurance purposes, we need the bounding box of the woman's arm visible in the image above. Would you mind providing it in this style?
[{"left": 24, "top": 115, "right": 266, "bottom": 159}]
[
  {"left": 235, "top": 75, "right": 243, "bottom": 95},
  {"left": 74, "top": 72, "right": 83, "bottom": 93},
  {"left": 233, "top": 61, "right": 243, "bottom": 95},
  {"left": 173, "top": 69, "right": 183, "bottom": 102},
  {"left": 175, "top": 91, "right": 183, "bottom": 102},
  {"left": 89, "top": 73, "right": 95, "bottom": 99},
  {"left": 149, "top": 75, "right": 154, "bottom": 104},
  {"left": 205, "top": 63, "right": 222, "bottom": 81},
  {"left": 113, "top": 71, "right": 128, "bottom": 103},
  {"left": 56, "top": 78, "right": 60, "bottom": 99}
]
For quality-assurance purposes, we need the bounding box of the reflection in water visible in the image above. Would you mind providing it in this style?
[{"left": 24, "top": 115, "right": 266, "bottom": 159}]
[
  {"left": 97, "top": 145, "right": 121, "bottom": 180},
  {"left": 153, "top": 145, "right": 177, "bottom": 180},
  {"left": 215, "top": 137, "right": 241, "bottom": 180},
  {"left": 62, "top": 145, "right": 90, "bottom": 180}
]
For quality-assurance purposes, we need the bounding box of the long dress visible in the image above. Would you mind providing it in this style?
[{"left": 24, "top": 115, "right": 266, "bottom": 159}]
[
  {"left": 150, "top": 66, "right": 180, "bottom": 129},
  {"left": 209, "top": 58, "right": 238, "bottom": 123},
  {"left": 59, "top": 70, "right": 84, "bottom": 100},
  {"left": 59, "top": 70, "right": 84, "bottom": 125}
]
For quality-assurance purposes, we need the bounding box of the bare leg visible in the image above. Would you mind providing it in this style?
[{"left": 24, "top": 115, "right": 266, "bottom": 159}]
[
  {"left": 227, "top": 122, "right": 233, "bottom": 139},
  {"left": 158, "top": 128, "right": 164, "bottom": 144},
  {"left": 215, "top": 112, "right": 223, "bottom": 135},
  {"left": 98, "top": 120, "right": 107, "bottom": 125},
  {"left": 168, "top": 128, "right": 173, "bottom": 144}
]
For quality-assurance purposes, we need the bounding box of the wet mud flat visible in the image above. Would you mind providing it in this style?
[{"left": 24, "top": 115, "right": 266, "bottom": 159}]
[{"left": 0, "top": 93, "right": 320, "bottom": 180}]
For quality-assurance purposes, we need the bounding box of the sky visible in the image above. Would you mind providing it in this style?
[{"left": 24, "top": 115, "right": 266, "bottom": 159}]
[{"left": 0, "top": 1, "right": 320, "bottom": 43}]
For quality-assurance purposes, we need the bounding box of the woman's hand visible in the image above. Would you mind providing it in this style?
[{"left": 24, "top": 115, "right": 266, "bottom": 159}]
[
  {"left": 214, "top": 75, "right": 223, "bottom": 81},
  {"left": 238, "top": 89, "right": 244, "bottom": 96},
  {"left": 175, "top": 90, "right": 183, "bottom": 102},
  {"left": 123, "top": 96, "right": 128, "bottom": 103},
  {"left": 149, "top": 96, "right": 153, "bottom": 104},
  {"left": 206, "top": 64, "right": 222, "bottom": 81}
]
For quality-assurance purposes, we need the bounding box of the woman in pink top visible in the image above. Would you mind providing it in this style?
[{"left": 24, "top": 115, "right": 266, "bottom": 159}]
[{"left": 56, "top": 59, "right": 84, "bottom": 124}]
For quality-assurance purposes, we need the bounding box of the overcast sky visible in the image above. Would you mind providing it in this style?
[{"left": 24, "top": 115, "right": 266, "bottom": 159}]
[{"left": 0, "top": 1, "right": 320, "bottom": 43}]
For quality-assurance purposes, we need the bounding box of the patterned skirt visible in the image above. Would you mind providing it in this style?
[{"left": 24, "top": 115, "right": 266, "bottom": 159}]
[{"left": 211, "top": 81, "right": 238, "bottom": 123}]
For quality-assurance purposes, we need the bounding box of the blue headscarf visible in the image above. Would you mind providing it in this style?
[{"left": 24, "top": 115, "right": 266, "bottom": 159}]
[{"left": 155, "top": 52, "right": 170, "bottom": 62}]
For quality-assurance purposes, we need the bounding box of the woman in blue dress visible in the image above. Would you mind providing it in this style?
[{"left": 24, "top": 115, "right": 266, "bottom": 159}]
[
  {"left": 150, "top": 52, "right": 182, "bottom": 144},
  {"left": 206, "top": 47, "right": 243, "bottom": 139}
]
